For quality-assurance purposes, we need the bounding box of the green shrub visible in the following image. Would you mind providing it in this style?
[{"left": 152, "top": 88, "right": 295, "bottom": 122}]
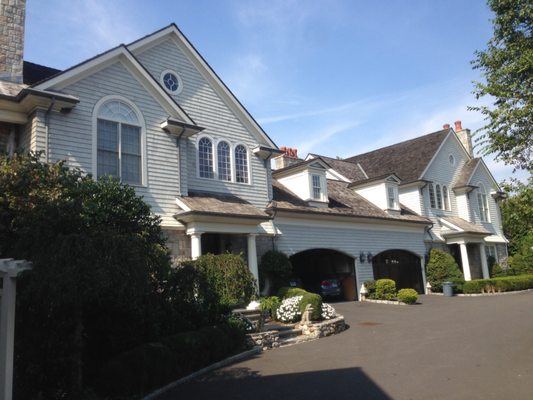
[
  {"left": 364, "top": 280, "right": 377, "bottom": 299},
  {"left": 508, "top": 233, "right": 533, "bottom": 275},
  {"left": 397, "top": 288, "right": 418, "bottom": 304},
  {"left": 277, "top": 286, "right": 308, "bottom": 299},
  {"left": 463, "top": 275, "right": 533, "bottom": 294},
  {"left": 375, "top": 279, "right": 396, "bottom": 300},
  {"left": 259, "top": 250, "right": 293, "bottom": 294},
  {"left": 259, "top": 296, "right": 281, "bottom": 319},
  {"left": 426, "top": 249, "right": 464, "bottom": 292},
  {"left": 96, "top": 323, "right": 246, "bottom": 397},
  {"left": 182, "top": 253, "right": 257, "bottom": 307},
  {"left": 490, "top": 263, "right": 506, "bottom": 277},
  {"left": 299, "top": 292, "right": 323, "bottom": 321}
]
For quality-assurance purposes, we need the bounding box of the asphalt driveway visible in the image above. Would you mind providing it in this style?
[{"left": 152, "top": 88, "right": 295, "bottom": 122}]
[{"left": 156, "top": 292, "right": 533, "bottom": 400}]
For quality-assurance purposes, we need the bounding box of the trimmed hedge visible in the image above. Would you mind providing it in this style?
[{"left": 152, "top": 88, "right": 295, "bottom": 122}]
[
  {"left": 277, "top": 286, "right": 308, "bottom": 299},
  {"left": 299, "top": 292, "right": 323, "bottom": 321},
  {"left": 95, "top": 323, "right": 246, "bottom": 397},
  {"left": 375, "top": 279, "right": 396, "bottom": 300},
  {"left": 463, "top": 275, "right": 533, "bottom": 294},
  {"left": 397, "top": 288, "right": 418, "bottom": 304}
]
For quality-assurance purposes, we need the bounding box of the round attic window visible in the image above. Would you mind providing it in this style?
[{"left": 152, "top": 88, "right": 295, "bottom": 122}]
[
  {"left": 160, "top": 69, "right": 183, "bottom": 94},
  {"left": 449, "top": 154, "right": 455, "bottom": 165}
]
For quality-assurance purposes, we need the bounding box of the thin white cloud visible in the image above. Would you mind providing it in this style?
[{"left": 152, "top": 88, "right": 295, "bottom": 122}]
[{"left": 297, "top": 121, "right": 361, "bottom": 156}]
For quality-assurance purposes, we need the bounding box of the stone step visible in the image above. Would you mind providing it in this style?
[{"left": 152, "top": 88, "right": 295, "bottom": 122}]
[{"left": 277, "top": 328, "right": 302, "bottom": 339}]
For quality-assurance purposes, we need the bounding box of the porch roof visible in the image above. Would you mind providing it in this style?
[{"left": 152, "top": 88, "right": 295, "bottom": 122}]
[{"left": 440, "top": 216, "right": 490, "bottom": 236}]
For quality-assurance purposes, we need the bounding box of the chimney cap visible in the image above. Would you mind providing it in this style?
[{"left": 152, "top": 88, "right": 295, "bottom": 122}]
[
  {"left": 454, "top": 120, "right": 463, "bottom": 131},
  {"left": 443, "top": 123, "right": 450, "bottom": 129},
  {"left": 279, "top": 146, "right": 298, "bottom": 158}
]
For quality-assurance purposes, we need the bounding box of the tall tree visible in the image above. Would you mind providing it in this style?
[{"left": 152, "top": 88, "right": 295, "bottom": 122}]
[
  {"left": 500, "top": 176, "right": 533, "bottom": 255},
  {"left": 471, "top": 0, "right": 533, "bottom": 171}
]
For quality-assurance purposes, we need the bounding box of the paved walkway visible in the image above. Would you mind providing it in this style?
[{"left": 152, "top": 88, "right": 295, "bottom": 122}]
[{"left": 156, "top": 292, "right": 533, "bottom": 400}]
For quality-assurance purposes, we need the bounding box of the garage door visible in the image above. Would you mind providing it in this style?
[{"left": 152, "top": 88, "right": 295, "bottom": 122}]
[{"left": 372, "top": 250, "right": 423, "bottom": 293}]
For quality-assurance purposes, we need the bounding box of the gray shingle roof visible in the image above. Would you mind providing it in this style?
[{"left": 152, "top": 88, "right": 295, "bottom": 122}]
[
  {"left": 441, "top": 216, "right": 490, "bottom": 235},
  {"left": 309, "top": 154, "right": 367, "bottom": 181},
  {"left": 0, "top": 80, "right": 27, "bottom": 97},
  {"left": 270, "top": 179, "right": 429, "bottom": 224},
  {"left": 176, "top": 191, "right": 269, "bottom": 219},
  {"left": 453, "top": 158, "right": 480, "bottom": 188},
  {"left": 344, "top": 128, "right": 451, "bottom": 183}
]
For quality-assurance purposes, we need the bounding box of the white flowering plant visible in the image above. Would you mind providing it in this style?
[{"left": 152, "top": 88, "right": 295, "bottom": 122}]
[
  {"left": 276, "top": 296, "right": 303, "bottom": 322},
  {"left": 321, "top": 303, "right": 337, "bottom": 320}
]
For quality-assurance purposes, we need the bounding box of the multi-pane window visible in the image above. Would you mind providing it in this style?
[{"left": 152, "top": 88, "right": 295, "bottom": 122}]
[
  {"left": 477, "top": 184, "right": 489, "bottom": 222},
  {"left": 235, "top": 145, "right": 248, "bottom": 183},
  {"left": 435, "top": 184, "right": 442, "bottom": 209},
  {"left": 198, "top": 137, "right": 214, "bottom": 178},
  {"left": 442, "top": 186, "right": 450, "bottom": 211},
  {"left": 428, "top": 184, "right": 436, "bottom": 208},
  {"left": 312, "top": 174, "right": 322, "bottom": 200},
  {"left": 387, "top": 186, "right": 396, "bottom": 209},
  {"left": 97, "top": 100, "right": 141, "bottom": 184},
  {"left": 217, "top": 141, "right": 231, "bottom": 181}
]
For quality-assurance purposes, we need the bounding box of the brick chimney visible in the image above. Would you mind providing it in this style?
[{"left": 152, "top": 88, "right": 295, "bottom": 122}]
[
  {"left": 274, "top": 147, "right": 301, "bottom": 169},
  {"left": 0, "top": 0, "right": 26, "bottom": 83},
  {"left": 454, "top": 120, "right": 473, "bottom": 157}
]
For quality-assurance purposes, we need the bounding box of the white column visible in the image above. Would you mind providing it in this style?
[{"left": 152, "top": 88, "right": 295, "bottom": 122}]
[
  {"left": 0, "top": 259, "right": 31, "bottom": 400},
  {"left": 247, "top": 234, "right": 259, "bottom": 285},
  {"left": 190, "top": 233, "right": 203, "bottom": 260},
  {"left": 479, "top": 244, "right": 490, "bottom": 279},
  {"left": 459, "top": 243, "right": 472, "bottom": 281},
  {"left": 420, "top": 257, "right": 428, "bottom": 294}
]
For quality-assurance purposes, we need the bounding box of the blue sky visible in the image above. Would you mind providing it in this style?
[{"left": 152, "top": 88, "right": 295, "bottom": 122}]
[{"left": 24, "top": 0, "right": 526, "bottom": 183}]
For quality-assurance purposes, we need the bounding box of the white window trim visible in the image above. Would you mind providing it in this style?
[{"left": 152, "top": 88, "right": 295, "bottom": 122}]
[
  {"left": 311, "top": 174, "right": 322, "bottom": 201},
  {"left": 477, "top": 182, "right": 490, "bottom": 223},
  {"left": 92, "top": 95, "right": 147, "bottom": 186},
  {"left": 195, "top": 136, "right": 252, "bottom": 185},
  {"left": 160, "top": 69, "right": 183, "bottom": 95},
  {"left": 429, "top": 182, "right": 452, "bottom": 212},
  {"left": 387, "top": 184, "right": 399, "bottom": 210}
]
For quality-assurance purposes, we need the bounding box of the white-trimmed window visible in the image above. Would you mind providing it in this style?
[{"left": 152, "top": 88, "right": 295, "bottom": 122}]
[
  {"left": 96, "top": 99, "right": 143, "bottom": 184},
  {"left": 312, "top": 174, "right": 322, "bottom": 200},
  {"left": 160, "top": 69, "right": 183, "bottom": 94},
  {"left": 442, "top": 185, "right": 450, "bottom": 211},
  {"left": 217, "top": 141, "right": 231, "bottom": 181},
  {"left": 486, "top": 245, "right": 497, "bottom": 262},
  {"left": 435, "top": 184, "right": 442, "bottom": 209},
  {"left": 235, "top": 144, "right": 249, "bottom": 183},
  {"left": 387, "top": 186, "right": 397, "bottom": 209},
  {"left": 198, "top": 137, "right": 214, "bottom": 179},
  {"left": 428, "top": 184, "right": 436, "bottom": 208},
  {"left": 477, "top": 183, "right": 490, "bottom": 222}
]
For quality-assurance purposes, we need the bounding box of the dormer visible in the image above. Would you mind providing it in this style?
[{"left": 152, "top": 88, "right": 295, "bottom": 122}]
[
  {"left": 273, "top": 158, "right": 330, "bottom": 208},
  {"left": 348, "top": 174, "right": 401, "bottom": 214}
]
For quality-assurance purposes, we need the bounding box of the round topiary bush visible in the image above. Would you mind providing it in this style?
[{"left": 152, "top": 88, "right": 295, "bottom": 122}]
[
  {"left": 397, "top": 288, "right": 418, "bottom": 304},
  {"left": 299, "top": 292, "right": 323, "bottom": 321},
  {"left": 426, "top": 249, "right": 464, "bottom": 292},
  {"left": 375, "top": 279, "right": 396, "bottom": 300}
]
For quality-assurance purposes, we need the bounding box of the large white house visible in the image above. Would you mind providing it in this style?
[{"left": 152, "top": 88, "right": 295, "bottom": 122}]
[{"left": 0, "top": 1, "right": 507, "bottom": 300}]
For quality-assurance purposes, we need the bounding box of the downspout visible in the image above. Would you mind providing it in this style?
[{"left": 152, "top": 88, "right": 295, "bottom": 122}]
[
  {"left": 175, "top": 126, "right": 186, "bottom": 196},
  {"left": 44, "top": 97, "right": 56, "bottom": 163}
]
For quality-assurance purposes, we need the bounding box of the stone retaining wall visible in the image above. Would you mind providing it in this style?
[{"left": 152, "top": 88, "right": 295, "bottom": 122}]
[
  {"left": 246, "top": 330, "right": 280, "bottom": 351},
  {"left": 297, "top": 315, "right": 346, "bottom": 338}
]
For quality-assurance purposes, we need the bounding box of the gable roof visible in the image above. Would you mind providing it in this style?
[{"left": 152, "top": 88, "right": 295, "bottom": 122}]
[
  {"left": 32, "top": 44, "right": 196, "bottom": 125},
  {"left": 272, "top": 157, "right": 329, "bottom": 177},
  {"left": 440, "top": 216, "right": 490, "bottom": 235},
  {"left": 270, "top": 179, "right": 429, "bottom": 224},
  {"left": 453, "top": 158, "right": 481, "bottom": 189},
  {"left": 344, "top": 128, "right": 451, "bottom": 183},
  {"left": 308, "top": 154, "right": 367, "bottom": 182},
  {"left": 127, "top": 24, "right": 277, "bottom": 149}
]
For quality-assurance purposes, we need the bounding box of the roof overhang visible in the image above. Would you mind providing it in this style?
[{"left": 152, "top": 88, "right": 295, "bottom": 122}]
[
  {"left": 273, "top": 157, "right": 331, "bottom": 178},
  {"left": 453, "top": 185, "right": 477, "bottom": 194},
  {"left": 399, "top": 179, "right": 430, "bottom": 189},
  {"left": 253, "top": 146, "right": 284, "bottom": 160},
  {"left": 174, "top": 211, "right": 271, "bottom": 234},
  {"left": 161, "top": 117, "right": 204, "bottom": 138},
  {"left": 348, "top": 173, "right": 402, "bottom": 189},
  {"left": 0, "top": 88, "right": 79, "bottom": 124}
]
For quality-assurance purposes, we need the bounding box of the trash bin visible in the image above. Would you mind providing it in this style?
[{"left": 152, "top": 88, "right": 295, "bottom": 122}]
[{"left": 442, "top": 281, "right": 454, "bottom": 297}]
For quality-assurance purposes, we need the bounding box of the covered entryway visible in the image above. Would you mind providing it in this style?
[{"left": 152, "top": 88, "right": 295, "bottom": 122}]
[
  {"left": 372, "top": 250, "right": 423, "bottom": 293},
  {"left": 290, "top": 249, "right": 357, "bottom": 301}
]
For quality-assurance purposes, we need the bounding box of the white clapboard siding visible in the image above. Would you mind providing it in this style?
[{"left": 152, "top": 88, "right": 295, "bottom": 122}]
[
  {"left": 469, "top": 164, "right": 504, "bottom": 237},
  {"left": 42, "top": 61, "right": 183, "bottom": 227},
  {"left": 399, "top": 187, "right": 423, "bottom": 215},
  {"left": 135, "top": 39, "right": 270, "bottom": 208},
  {"left": 422, "top": 135, "right": 470, "bottom": 238},
  {"left": 274, "top": 221, "right": 426, "bottom": 283},
  {"left": 18, "top": 116, "right": 32, "bottom": 151}
]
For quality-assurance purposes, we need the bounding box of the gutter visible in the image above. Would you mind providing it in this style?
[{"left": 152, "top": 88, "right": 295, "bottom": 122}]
[{"left": 44, "top": 97, "right": 56, "bottom": 163}]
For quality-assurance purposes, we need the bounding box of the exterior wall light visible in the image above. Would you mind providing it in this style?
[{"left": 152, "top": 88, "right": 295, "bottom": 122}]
[
  {"left": 367, "top": 252, "right": 373, "bottom": 263},
  {"left": 359, "top": 252, "right": 365, "bottom": 263}
]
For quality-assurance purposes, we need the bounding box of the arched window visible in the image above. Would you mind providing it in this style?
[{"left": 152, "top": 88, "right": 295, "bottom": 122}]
[
  {"left": 428, "top": 184, "right": 436, "bottom": 208},
  {"left": 435, "top": 184, "right": 442, "bottom": 209},
  {"left": 442, "top": 185, "right": 450, "bottom": 211},
  {"left": 96, "top": 99, "right": 142, "bottom": 184},
  {"left": 217, "top": 141, "right": 231, "bottom": 181},
  {"left": 234, "top": 144, "right": 249, "bottom": 183},
  {"left": 198, "top": 137, "right": 214, "bottom": 178},
  {"left": 477, "top": 183, "right": 489, "bottom": 222}
]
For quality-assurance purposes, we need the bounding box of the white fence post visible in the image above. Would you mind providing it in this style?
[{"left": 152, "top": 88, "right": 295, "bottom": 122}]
[{"left": 0, "top": 259, "right": 32, "bottom": 400}]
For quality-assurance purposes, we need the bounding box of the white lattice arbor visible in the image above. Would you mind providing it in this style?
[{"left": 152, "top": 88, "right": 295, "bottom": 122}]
[{"left": 0, "top": 259, "right": 31, "bottom": 400}]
